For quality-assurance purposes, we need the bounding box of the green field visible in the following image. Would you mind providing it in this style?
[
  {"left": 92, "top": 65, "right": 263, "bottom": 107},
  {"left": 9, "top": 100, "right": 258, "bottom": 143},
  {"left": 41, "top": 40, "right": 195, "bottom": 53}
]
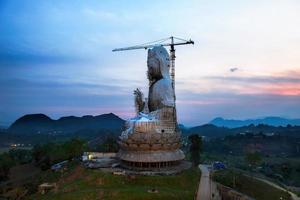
[
  {"left": 212, "top": 169, "right": 292, "bottom": 200},
  {"left": 0, "top": 147, "right": 32, "bottom": 154},
  {"left": 202, "top": 152, "right": 300, "bottom": 188},
  {"left": 28, "top": 163, "right": 200, "bottom": 200}
]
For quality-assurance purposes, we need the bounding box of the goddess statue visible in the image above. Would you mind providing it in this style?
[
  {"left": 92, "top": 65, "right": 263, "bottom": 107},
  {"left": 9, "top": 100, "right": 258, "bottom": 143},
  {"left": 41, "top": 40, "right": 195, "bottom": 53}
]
[{"left": 117, "top": 46, "right": 184, "bottom": 168}]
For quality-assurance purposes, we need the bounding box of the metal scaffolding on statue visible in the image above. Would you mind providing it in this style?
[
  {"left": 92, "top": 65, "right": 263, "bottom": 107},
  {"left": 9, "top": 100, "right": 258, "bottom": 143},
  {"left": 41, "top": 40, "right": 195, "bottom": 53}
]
[
  {"left": 112, "top": 37, "right": 194, "bottom": 170},
  {"left": 112, "top": 36, "right": 194, "bottom": 95},
  {"left": 113, "top": 36, "right": 194, "bottom": 128}
]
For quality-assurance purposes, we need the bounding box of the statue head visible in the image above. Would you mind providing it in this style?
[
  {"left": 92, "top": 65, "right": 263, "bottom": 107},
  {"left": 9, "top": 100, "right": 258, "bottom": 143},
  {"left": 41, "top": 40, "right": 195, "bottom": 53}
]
[{"left": 147, "top": 46, "right": 170, "bottom": 83}]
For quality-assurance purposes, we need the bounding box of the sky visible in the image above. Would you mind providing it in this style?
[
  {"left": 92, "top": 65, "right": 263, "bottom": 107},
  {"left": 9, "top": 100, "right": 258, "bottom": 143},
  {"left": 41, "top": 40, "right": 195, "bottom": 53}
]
[{"left": 1, "top": 0, "right": 300, "bottom": 126}]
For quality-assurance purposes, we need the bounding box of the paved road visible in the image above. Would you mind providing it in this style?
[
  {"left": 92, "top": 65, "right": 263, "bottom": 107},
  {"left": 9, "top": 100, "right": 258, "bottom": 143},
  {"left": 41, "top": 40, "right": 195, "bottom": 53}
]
[{"left": 197, "top": 164, "right": 211, "bottom": 200}]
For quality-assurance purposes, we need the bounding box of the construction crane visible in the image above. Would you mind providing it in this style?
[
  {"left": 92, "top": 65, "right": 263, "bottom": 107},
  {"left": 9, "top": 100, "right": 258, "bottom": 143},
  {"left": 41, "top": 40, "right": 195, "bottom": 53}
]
[
  {"left": 112, "top": 36, "right": 194, "bottom": 94},
  {"left": 112, "top": 36, "right": 194, "bottom": 128}
]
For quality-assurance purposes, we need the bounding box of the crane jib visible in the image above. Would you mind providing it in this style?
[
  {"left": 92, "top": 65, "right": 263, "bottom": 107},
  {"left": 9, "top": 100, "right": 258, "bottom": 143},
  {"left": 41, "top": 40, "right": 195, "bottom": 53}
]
[{"left": 112, "top": 37, "right": 194, "bottom": 52}]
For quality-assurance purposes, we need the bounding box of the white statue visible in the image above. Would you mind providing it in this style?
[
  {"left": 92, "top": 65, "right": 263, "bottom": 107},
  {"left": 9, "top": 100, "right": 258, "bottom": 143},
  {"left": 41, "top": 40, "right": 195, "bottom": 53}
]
[
  {"left": 147, "top": 46, "right": 175, "bottom": 111},
  {"left": 117, "top": 46, "right": 184, "bottom": 166},
  {"left": 120, "top": 46, "right": 176, "bottom": 139}
]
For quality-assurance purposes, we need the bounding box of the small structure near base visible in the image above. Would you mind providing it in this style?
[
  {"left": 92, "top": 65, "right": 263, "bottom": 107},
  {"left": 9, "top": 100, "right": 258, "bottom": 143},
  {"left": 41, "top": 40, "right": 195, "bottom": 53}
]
[
  {"left": 38, "top": 183, "right": 57, "bottom": 194},
  {"left": 82, "top": 152, "right": 116, "bottom": 161},
  {"left": 113, "top": 170, "right": 126, "bottom": 176},
  {"left": 82, "top": 152, "right": 119, "bottom": 169},
  {"left": 148, "top": 188, "right": 159, "bottom": 193},
  {"left": 212, "top": 161, "right": 226, "bottom": 170},
  {"left": 51, "top": 160, "right": 68, "bottom": 172}
]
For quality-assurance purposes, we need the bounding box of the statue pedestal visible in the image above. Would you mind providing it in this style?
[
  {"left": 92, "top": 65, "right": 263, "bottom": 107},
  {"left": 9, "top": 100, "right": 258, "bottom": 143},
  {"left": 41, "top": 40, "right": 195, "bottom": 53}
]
[
  {"left": 117, "top": 116, "right": 185, "bottom": 170},
  {"left": 117, "top": 149, "right": 185, "bottom": 170}
]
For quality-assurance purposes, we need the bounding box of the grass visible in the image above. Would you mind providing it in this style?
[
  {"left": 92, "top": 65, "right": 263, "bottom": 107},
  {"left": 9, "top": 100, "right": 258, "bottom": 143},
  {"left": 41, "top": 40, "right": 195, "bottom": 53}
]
[
  {"left": 203, "top": 152, "right": 300, "bottom": 187},
  {"left": 28, "top": 162, "right": 200, "bottom": 200},
  {"left": 212, "top": 169, "right": 292, "bottom": 200},
  {"left": 0, "top": 147, "right": 32, "bottom": 153}
]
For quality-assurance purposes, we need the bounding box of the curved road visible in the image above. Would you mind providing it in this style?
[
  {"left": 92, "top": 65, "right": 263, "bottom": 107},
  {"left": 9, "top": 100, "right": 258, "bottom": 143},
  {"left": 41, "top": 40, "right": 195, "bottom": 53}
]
[
  {"left": 249, "top": 175, "right": 300, "bottom": 200},
  {"left": 197, "top": 165, "right": 300, "bottom": 200},
  {"left": 197, "top": 164, "right": 211, "bottom": 200}
]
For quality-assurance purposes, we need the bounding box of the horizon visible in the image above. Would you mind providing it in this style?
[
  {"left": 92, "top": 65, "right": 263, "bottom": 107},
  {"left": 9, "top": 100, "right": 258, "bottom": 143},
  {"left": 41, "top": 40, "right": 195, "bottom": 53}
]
[
  {"left": 1, "top": 0, "right": 300, "bottom": 126},
  {"left": 2, "top": 113, "right": 300, "bottom": 128}
]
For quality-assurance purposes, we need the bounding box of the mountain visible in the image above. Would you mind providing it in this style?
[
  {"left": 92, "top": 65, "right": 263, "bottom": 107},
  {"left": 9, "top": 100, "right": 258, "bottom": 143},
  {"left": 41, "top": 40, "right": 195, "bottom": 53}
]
[
  {"left": 9, "top": 113, "right": 125, "bottom": 134},
  {"left": 184, "top": 123, "right": 300, "bottom": 138},
  {"left": 187, "top": 124, "right": 232, "bottom": 138},
  {"left": 209, "top": 117, "right": 300, "bottom": 128}
]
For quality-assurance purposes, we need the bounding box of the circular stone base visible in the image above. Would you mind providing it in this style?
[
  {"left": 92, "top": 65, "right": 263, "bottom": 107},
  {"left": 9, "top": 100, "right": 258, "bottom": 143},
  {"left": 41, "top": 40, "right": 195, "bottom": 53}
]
[
  {"left": 117, "top": 149, "right": 185, "bottom": 163},
  {"left": 100, "top": 160, "right": 192, "bottom": 176}
]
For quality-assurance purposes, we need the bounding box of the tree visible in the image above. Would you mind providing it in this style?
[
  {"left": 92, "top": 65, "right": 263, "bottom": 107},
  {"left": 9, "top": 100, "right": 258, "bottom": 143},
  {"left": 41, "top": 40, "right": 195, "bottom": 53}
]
[
  {"left": 0, "top": 152, "right": 15, "bottom": 181},
  {"left": 188, "top": 134, "right": 203, "bottom": 166},
  {"left": 32, "top": 144, "right": 52, "bottom": 170},
  {"left": 245, "top": 151, "right": 262, "bottom": 171},
  {"left": 0, "top": 149, "right": 32, "bottom": 181},
  {"left": 8, "top": 149, "right": 32, "bottom": 164},
  {"left": 63, "top": 138, "right": 86, "bottom": 160},
  {"left": 98, "top": 136, "right": 119, "bottom": 152},
  {"left": 32, "top": 139, "right": 87, "bottom": 170}
]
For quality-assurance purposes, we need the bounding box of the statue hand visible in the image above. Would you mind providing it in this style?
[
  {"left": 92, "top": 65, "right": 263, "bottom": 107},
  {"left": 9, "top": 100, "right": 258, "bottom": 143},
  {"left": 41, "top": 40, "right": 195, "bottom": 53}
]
[{"left": 133, "top": 88, "right": 145, "bottom": 114}]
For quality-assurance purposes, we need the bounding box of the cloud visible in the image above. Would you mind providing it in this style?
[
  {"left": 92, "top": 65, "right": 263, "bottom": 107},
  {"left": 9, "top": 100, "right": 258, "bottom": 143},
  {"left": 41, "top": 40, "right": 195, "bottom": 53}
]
[
  {"left": 1, "top": 0, "right": 300, "bottom": 125},
  {"left": 176, "top": 92, "right": 300, "bottom": 125},
  {"left": 81, "top": 8, "right": 118, "bottom": 21},
  {"left": 0, "top": 50, "right": 89, "bottom": 66},
  {"left": 207, "top": 73, "right": 300, "bottom": 84},
  {"left": 0, "top": 78, "right": 130, "bottom": 98},
  {"left": 230, "top": 67, "right": 238, "bottom": 72},
  {"left": 176, "top": 70, "right": 300, "bottom": 97},
  {"left": 0, "top": 78, "right": 134, "bottom": 124}
]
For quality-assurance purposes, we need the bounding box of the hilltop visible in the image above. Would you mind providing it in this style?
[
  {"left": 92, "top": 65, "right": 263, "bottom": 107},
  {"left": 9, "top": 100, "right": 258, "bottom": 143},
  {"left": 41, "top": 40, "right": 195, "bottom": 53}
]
[
  {"left": 210, "top": 116, "right": 300, "bottom": 128},
  {"left": 9, "top": 113, "right": 125, "bottom": 134}
]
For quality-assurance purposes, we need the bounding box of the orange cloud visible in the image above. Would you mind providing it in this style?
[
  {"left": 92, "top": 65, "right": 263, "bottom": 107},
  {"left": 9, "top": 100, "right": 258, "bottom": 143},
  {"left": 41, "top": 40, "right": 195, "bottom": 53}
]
[{"left": 178, "top": 70, "right": 300, "bottom": 97}]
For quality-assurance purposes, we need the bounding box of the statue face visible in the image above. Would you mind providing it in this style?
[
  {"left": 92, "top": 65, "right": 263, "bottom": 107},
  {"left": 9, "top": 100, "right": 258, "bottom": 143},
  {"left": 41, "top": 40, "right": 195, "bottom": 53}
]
[{"left": 147, "top": 57, "right": 162, "bottom": 81}]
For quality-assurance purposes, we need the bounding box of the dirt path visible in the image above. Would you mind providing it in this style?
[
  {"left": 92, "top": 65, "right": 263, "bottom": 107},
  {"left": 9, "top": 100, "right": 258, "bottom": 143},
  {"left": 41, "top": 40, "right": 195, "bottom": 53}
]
[{"left": 196, "top": 164, "right": 211, "bottom": 200}]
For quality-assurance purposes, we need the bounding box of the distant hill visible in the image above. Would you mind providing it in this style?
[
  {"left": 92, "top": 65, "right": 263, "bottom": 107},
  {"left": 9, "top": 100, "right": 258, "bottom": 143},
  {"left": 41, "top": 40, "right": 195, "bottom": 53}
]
[
  {"left": 184, "top": 123, "right": 300, "bottom": 138},
  {"left": 9, "top": 113, "right": 125, "bottom": 134},
  {"left": 209, "top": 117, "right": 300, "bottom": 128},
  {"left": 7, "top": 113, "right": 300, "bottom": 139},
  {"left": 186, "top": 124, "right": 232, "bottom": 138}
]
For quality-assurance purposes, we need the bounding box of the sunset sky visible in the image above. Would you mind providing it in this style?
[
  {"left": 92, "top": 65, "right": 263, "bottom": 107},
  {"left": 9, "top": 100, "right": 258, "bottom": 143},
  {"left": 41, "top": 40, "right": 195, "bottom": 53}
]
[{"left": 1, "top": 0, "right": 300, "bottom": 126}]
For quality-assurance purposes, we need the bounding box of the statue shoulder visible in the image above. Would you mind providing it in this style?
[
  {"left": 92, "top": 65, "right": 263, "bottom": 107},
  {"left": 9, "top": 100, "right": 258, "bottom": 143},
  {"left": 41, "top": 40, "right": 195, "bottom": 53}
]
[
  {"left": 153, "top": 78, "right": 172, "bottom": 90},
  {"left": 151, "top": 78, "right": 174, "bottom": 107}
]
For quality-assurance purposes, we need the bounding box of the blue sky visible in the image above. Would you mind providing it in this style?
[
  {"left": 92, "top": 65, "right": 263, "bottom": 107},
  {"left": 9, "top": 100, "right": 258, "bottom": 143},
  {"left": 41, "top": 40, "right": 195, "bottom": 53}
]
[{"left": 1, "top": 0, "right": 300, "bottom": 126}]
